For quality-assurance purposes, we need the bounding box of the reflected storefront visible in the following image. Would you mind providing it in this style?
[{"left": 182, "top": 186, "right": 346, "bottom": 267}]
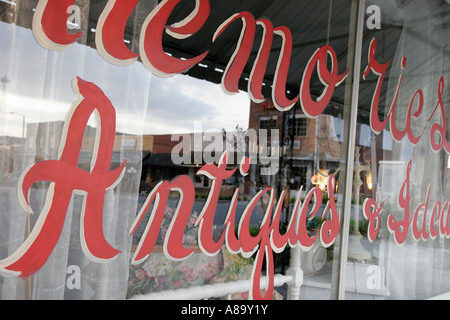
[{"left": 0, "top": 0, "right": 449, "bottom": 300}]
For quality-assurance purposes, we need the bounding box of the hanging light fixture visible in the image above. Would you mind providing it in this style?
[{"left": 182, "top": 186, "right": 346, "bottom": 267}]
[
  {"left": 311, "top": 168, "right": 329, "bottom": 191},
  {"left": 366, "top": 169, "right": 373, "bottom": 190}
]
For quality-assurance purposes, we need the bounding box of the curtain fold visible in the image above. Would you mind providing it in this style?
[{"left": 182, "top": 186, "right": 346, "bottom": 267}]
[{"left": 378, "top": 0, "right": 450, "bottom": 299}]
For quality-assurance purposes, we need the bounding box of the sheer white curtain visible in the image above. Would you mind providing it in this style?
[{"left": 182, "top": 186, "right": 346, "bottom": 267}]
[
  {"left": 375, "top": 0, "right": 450, "bottom": 299},
  {"left": 0, "top": 4, "right": 151, "bottom": 299}
]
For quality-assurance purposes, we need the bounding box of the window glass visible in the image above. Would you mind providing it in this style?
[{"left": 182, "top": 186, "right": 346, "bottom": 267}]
[
  {"left": 0, "top": 0, "right": 151, "bottom": 299},
  {"left": 6, "top": 0, "right": 448, "bottom": 301},
  {"left": 347, "top": 0, "right": 450, "bottom": 299},
  {"left": 129, "top": 0, "right": 356, "bottom": 300}
]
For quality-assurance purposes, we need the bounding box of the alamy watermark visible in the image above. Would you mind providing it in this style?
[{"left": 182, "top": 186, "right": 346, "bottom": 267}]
[
  {"left": 366, "top": 5, "right": 381, "bottom": 30},
  {"left": 171, "top": 122, "right": 280, "bottom": 175},
  {"left": 67, "top": 5, "right": 81, "bottom": 30},
  {"left": 66, "top": 265, "right": 81, "bottom": 290}
]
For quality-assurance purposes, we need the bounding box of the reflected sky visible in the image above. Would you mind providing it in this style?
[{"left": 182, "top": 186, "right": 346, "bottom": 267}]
[
  {"left": 145, "top": 74, "right": 250, "bottom": 135},
  {"left": 0, "top": 22, "right": 250, "bottom": 138}
]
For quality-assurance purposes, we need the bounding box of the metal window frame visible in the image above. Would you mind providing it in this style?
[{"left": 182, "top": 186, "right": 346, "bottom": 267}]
[{"left": 331, "top": 0, "right": 366, "bottom": 300}]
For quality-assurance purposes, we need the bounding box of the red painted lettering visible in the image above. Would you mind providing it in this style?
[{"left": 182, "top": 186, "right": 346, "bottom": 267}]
[
  {"left": 297, "top": 187, "right": 321, "bottom": 249},
  {"left": 96, "top": 0, "right": 140, "bottom": 66},
  {"left": 300, "top": 45, "right": 348, "bottom": 118},
  {"left": 32, "top": 0, "right": 349, "bottom": 117},
  {"left": 429, "top": 201, "right": 441, "bottom": 240},
  {"left": 271, "top": 26, "right": 300, "bottom": 111},
  {"left": 364, "top": 39, "right": 450, "bottom": 154},
  {"left": 387, "top": 161, "right": 412, "bottom": 245},
  {"left": 248, "top": 19, "right": 274, "bottom": 103},
  {"left": 33, "top": 0, "right": 82, "bottom": 51},
  {"left": 406, "top": 89, "right": 426, "bottom": 145},
  {"left": 428, "top": 77, "right": 450, "bottom": 153},
  {"left": 440, "top": 201, "right": 450, "bottom": 238},
  {"left": 130, "top": 176, "right": 196, "bottom": 263},
  {"left": 195, "top": 152, "right": 236, "bottom": 255},
  {"left": 213, "top": 12, "right": 256, "bottom": 94},
  {"left": 362, "top": 194, "right": 384, "bottom": 242},
  {"left": 411, "top": 185, "right": 431, "bottom": 241},
  {"left": 0, "top": 78, "right": 125, "bottom": 277},
  {"left": 140, "top": 0, "right": 209, "bottom": 77},
  {"left": 363, "top": 38, "right": 390, "bottom": 134},
  {"left": 269, "top": 189, "right": 297, "bottom": 252},
  {"left": 319, "top": 174, "right": 340, "bottom": 247}
]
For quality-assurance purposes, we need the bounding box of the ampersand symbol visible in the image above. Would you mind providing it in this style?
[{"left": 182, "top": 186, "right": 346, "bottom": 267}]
[{"left": 362, "top": 194, "right": 384, "bottom": 242}]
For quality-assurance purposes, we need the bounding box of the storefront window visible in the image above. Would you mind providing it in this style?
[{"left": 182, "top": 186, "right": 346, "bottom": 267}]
[
  {"left": 345, "top": 0, "right": 450, "bottom": 299},
  {"left": 0, "top": 0, "right": 448, "bottom": 301}
]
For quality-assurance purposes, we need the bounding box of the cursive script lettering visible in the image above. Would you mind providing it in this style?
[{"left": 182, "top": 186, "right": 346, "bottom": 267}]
[
  {"left": 20, "top": 0, "right": 450, "bottom": 300},
  {"left": 0, "top": 78, "right": 126, "bottom": 278},
  {"left": 32, "top": 0, "right": 82, "bottom": 51},
  {"left": 130, "top": 151, "right": 340, "bottom": 299},
  {"left": 382, "top": 160, "right": 450, "bottom": 245},
  {"left": 363, "top": 38, "right": 450, "bottom": 154},
  {"left": 32, "top": 0, "right": 346, "bottom": 114}
]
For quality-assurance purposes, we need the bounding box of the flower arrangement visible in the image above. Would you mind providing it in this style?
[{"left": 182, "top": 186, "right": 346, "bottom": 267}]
[
  {"left": 127, "top": 205, "right": 223, "bottom": 298},
  {"left": 127, "top": 201, "right": 282, "bottom": 299},
  {"left": 127, "top": 252, "right": 223, "bottom": 298}
]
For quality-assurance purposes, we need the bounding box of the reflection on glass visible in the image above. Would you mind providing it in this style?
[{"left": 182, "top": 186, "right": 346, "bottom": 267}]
[
  {"left": 350, "top": 0, "right": 450, "bottom": 300},
  {"left": 1, "top": 0, "right": 448, "bottom": 301}
]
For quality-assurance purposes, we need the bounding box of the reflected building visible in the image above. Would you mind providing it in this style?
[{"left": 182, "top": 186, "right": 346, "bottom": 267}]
[{"left": 248, "top": 99, "right": 395, "bottom": 201}]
